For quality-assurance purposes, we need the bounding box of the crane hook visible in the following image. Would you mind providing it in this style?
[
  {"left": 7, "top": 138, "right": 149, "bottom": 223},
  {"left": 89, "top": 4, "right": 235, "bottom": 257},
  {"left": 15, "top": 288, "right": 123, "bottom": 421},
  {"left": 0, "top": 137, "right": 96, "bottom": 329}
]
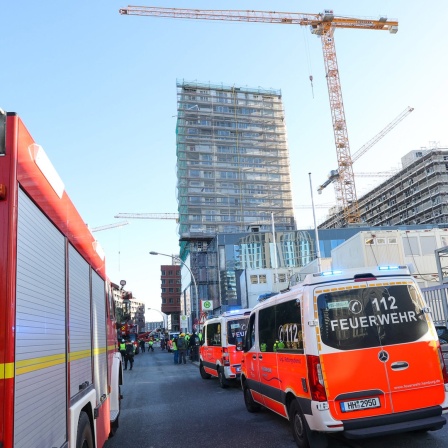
[{"left": 309, "top": 75, "right": 314, "bottom": 99}]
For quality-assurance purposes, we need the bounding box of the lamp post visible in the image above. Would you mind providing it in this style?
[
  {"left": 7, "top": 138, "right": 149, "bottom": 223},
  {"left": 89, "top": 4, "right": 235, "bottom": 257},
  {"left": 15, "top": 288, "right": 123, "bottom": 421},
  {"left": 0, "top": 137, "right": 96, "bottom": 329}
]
[
  {"left": 149, "top": 251, "right": 199, "bottom": 332},
  {"left": 147, "top": 307, "right": 167, "bottom": 331}
]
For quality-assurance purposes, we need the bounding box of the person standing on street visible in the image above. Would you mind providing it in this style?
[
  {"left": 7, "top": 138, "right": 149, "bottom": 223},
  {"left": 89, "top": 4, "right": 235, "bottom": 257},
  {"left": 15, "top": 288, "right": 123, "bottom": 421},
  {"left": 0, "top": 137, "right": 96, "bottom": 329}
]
[
  {"left": 177, "top": 333, "right": 187, "bottom": 364},
  {"left": 139, "top": 338, "right": 146, "bottom": 353},
  {"left": 119, "top": 339, "right": 126, "bottom": 362},
  {"left": 148, "top": 338, "right": 154, "bottom": 353},
  {"left": 124, "top": 339, "right": 135, "bottom": 370},
  {"left": 172, "top": 336, "right": 178, "bottom": 364},
  {"left": 189, "top": 331, "right": 199, "bottom": 361}
]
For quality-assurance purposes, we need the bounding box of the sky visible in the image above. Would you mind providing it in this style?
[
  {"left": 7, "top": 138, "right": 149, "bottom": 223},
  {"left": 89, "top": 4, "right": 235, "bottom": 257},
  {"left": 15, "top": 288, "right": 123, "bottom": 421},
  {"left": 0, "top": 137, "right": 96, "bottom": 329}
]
[{"left": 3, "top": 1, "right": 448, "bottom": 317}]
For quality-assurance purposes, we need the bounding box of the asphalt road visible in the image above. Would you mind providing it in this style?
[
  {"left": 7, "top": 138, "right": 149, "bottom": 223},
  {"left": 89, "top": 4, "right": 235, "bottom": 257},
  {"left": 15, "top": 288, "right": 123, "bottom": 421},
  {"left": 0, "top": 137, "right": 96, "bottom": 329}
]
[{"left": 104, "top": 348, "right": 448, "bottom": 448}]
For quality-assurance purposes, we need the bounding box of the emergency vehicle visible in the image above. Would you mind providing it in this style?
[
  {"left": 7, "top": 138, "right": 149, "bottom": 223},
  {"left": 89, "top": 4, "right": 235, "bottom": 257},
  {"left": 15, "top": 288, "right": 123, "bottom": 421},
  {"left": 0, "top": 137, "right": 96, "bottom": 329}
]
[
  {"left": 241, "top": 266, "right": 448, "bottom": 447},
  {"left": 0, "top": 111, "right": 122, "bottom": 448},
  {"left": 199, "top": 309, "right": 250, "bottom": 388}
]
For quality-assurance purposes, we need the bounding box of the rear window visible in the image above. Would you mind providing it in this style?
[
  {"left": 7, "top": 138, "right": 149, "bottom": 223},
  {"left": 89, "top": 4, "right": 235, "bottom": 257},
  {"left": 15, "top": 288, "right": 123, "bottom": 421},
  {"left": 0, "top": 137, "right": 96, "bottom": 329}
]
[
  {"left": 227, "top": 318, "right": 248, "bottom": 345},
  {"left": 317, "top": 284, "right": 428, "bottom": 350}
]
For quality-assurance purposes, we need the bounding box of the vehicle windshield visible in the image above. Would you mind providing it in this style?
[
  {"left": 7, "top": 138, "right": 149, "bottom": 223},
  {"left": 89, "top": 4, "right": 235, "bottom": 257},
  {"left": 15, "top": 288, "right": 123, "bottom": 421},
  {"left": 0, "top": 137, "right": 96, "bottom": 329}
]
[
  {"left": 227, "top": 318, "right": 248, "bottom": 345},
  {"left": 128, "top": 334, "right": 137, "bottom": 343},
  {"left": 317, "top": 284, "right": 428, "bottom": 350}
]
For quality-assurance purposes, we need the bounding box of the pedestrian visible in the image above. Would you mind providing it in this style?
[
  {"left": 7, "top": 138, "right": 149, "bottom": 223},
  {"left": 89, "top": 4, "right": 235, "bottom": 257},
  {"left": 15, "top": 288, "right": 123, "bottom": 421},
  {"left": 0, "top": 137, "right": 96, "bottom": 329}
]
[
  {"left": 119, "top": 339, "right": 126, "bottom": 361},
  {"left": 124, "top": 339, "right": 135, "bottom": 370},
  {"left": 139, "top": 339, "right": 146, "bottom": 353},
  {"left": 177, "top": 333, "right": 187, "bottom": 364},
  {"left": 189, "top": 331, "right": 199, "bottom": 361},
  {"left": 161, "top": 338, "right": 166, "bottom": 351},
  {"left": 172, "top": 336, "right": 178, "bottom": 364},
  {"left": 148, "top": 338, "right": 154, "bottom": 352}
]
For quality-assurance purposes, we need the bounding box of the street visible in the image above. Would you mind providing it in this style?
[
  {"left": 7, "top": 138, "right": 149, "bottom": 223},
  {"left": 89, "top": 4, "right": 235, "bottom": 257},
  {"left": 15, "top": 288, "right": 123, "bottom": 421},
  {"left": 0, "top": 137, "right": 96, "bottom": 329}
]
[{"left": 105, "top": 348, "right": 448, "bottom": 448}]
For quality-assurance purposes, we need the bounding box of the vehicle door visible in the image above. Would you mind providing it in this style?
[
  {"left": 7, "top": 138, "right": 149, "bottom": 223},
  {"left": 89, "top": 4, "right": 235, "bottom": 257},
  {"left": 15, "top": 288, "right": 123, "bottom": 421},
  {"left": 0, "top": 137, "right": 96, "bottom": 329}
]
[
  {"left": 243, "top": 312, "right": 265, "bottom": 406},
  {"left": 226, "top": 317, "right": 248, "bottom": 376},
  {"left": 316, "top": 278, "right": 445, "bottom": 421},
  {"left": 202, "top": 322, "right": 221, "bottom": 376},
  {"left": 256, "top": 306, "right": 283, "bottom": 413}
]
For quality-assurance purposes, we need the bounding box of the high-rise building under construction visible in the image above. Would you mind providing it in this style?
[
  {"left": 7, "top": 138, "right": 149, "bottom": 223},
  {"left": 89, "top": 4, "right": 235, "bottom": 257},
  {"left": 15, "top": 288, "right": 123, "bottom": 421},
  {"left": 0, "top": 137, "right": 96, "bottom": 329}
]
[{"left": 175, "top": 80, "right": 296, "bottom": 241}]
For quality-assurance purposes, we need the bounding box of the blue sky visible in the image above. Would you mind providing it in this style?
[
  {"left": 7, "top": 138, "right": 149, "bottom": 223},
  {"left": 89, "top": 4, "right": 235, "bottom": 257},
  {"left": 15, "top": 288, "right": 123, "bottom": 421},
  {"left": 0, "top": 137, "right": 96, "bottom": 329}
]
[{"left": 3, "top": 1, "right": 448, "bottom": 316}]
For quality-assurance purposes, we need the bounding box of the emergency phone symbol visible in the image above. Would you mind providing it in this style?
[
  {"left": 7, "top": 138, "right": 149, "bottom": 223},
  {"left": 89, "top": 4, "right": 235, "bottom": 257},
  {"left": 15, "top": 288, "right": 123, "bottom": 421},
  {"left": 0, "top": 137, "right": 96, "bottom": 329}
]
[{"left": 349, "top": 300, "right": 363, "bottom": 315}]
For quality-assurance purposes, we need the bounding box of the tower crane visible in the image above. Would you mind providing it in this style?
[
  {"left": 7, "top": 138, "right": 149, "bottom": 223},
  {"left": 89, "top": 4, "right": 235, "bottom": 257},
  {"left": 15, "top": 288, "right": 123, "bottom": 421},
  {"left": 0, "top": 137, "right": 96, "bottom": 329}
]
[
  {"left": 115, "top": 213, "right": 179, "bottom": 222},
  {"left": 119, "top": 6, "right": 398, "bottom": 226},
  {"left": 90, "top": 221, "right": 129, "bottom": 232},
  {"left": 317, "top": 106, "right": 414, "bottom": 193}
]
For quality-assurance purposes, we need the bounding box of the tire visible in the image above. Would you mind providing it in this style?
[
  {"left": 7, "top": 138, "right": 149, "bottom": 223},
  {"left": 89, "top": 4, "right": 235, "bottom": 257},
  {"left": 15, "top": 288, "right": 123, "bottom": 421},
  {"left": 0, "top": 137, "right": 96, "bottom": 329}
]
[
  {"left": 243, "top": 381, "right": 261, "bottom": 413},
  {"left": 218, "top": 366, "right": 229, "bottom": 388},
  {"left": 76, "top": 411, "right": 94, "bottom": 448},
  {"left": 289, "top": 400, "right": 310, "bottom": 448},
  {"left": 199, "top": 362, "right": 211, "bottom": 379}
]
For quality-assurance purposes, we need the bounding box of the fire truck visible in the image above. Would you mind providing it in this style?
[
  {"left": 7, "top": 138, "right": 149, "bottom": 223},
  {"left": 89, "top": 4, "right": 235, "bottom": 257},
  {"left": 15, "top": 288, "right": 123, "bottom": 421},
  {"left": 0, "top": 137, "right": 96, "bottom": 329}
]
[{"left": 0, "top": 111, "right": 122, "bottom": 448}]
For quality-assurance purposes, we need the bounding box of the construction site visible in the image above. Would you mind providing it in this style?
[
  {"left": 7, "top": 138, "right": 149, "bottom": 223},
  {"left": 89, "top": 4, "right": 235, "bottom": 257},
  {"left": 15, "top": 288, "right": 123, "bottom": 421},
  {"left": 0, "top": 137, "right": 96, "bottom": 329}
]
[
  {"left": 320, "top": 146, "right": 448, "bottom": 228},
  {"left": 175, "top": 79, "right": 296, "bottom": 239}
]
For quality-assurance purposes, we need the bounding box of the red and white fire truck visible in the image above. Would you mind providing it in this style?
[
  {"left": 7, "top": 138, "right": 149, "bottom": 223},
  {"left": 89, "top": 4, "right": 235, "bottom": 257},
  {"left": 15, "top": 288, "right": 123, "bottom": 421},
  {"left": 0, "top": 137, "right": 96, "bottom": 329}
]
[{"left": 0, "top": 111, "right": 122, "bottom": 448}]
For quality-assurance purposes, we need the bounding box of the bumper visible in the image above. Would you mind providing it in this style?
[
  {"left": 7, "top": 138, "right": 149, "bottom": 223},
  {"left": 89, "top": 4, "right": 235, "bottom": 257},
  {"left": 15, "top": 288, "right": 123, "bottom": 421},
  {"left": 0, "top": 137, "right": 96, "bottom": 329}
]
[{"left": 342, "top": 406, "right": 446, "bottom": 439}]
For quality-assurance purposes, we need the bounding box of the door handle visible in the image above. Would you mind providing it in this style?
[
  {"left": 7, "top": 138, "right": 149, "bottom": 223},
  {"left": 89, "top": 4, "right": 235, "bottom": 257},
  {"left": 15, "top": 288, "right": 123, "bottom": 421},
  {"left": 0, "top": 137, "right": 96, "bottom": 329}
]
[
  {"left": 258, "top": 355, "right": 263, "bottom": 360},
  {"left": 252, "top": 355, "right": 257, "bottom": 360}
]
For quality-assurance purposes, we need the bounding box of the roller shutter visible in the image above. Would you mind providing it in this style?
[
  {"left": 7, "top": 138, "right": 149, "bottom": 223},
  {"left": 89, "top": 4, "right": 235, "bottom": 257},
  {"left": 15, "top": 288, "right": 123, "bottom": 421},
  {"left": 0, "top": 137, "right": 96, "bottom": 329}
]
[
  {"left": 68, "top": 244, "right": 92, "bottom": 398},
  {"left": 14, "top": 189, "right": 67, "bottom": 448},
  {"left": 92, "top": 271, "right": 108, "bottom": 404}
]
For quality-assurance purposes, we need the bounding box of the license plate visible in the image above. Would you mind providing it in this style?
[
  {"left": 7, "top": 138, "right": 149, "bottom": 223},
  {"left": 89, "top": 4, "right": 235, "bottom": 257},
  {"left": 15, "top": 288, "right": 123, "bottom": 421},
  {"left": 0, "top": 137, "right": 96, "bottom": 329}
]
[{"left": 340, "top": 397, "right": 380, "bottom": 413}]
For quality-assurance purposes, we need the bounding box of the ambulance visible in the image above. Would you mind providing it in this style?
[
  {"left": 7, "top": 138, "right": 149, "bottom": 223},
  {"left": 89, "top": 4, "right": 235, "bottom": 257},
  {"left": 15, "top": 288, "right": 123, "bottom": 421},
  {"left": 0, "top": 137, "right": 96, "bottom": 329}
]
[
  {"left": 240, "top": 266, "right": 448, "bottom": 447},
  {"left": 199, "top": 309, "right": 251, "bottom": 388}
]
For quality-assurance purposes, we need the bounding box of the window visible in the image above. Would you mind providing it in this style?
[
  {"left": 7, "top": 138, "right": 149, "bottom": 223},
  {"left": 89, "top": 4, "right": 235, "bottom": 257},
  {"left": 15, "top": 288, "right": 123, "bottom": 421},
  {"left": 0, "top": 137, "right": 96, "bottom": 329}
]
[
  {"left": 259, "top": 275, "right": 267, "bottom": 284},
  {"left": 227, "top": 318, "right": 248, "bottom": 345},
  {"left": 245, "top": 313, "right": 256, "bottom": 350},
  {"left": 169, "top": 288, "right": 174, "bottom": 293},
  {"left": 403, "top": 236, "right": 420, "bottom": 256},
  {"left": 206, "top": 323, "right": 221, "bottom": 346},
  {"left": 161, "top": 270, "right": 166, "bottom": 276},
  {"left": 420, "top": 236, "right": 436, "bottom": 255},
  {"left": 318, "top": 285, "right": 428, "bottom": 350},
  {"left": 258, "top": 299, "right": 303, "bottom": 352},
  {"left": 250, "top": 275, "right": 258, "bottom": 284}
]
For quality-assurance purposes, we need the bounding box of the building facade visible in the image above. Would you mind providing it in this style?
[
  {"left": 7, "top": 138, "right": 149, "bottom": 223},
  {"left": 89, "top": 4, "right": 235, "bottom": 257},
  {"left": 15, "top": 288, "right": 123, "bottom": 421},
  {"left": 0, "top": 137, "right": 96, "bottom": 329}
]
[
  {"left": 319, "top": 148, "right": 448, "bottom": 229},
  {"left": 159, "top": 263, "right": 181, "bottom": 331},
  {"left": 176, "top": 79, "right": 296, "bottom": 243}
]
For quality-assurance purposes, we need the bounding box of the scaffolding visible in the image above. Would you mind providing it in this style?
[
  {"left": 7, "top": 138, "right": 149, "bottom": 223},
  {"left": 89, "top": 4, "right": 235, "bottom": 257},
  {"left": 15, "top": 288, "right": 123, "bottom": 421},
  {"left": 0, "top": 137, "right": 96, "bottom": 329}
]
[{"left": 176, "top": 79, "right": 296, "bottom": 241}]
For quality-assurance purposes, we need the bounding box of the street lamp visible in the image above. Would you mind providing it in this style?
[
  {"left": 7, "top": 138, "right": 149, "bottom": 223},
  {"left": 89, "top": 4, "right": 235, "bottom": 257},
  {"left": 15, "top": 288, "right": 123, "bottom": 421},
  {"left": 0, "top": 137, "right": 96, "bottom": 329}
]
[
  {"left": 149, "top": 251, "right": 199, "bottom": 332},
  {"left": 147, "top": 307, "right": 167, "bottom": 331}
]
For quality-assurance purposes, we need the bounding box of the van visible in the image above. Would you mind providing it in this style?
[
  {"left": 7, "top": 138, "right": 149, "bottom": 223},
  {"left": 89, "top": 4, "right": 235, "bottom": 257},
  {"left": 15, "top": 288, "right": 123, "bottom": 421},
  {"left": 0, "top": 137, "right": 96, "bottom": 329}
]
[
  {"left": 241, "top": 266, "right": 448, "bottom": 447},
  {"left": 199, "top": 309, "right": 251, "bottom": 388}
]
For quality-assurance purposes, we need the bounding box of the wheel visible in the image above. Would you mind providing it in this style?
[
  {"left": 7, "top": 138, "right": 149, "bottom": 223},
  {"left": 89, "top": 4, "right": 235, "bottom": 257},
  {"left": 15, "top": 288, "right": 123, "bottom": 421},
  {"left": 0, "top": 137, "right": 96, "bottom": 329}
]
[
  {"left": 200, "top": 362, "right": 211, "bottom": 379},
  {"left": 243, "top": 381, "right": 261, "bottom": 413},
  {"left": 76, "top": 411, "right": 94, "bottom": 448},
  {"left": 289, "top": 400, "right": 310, "bottom": 448},
  {"left": 218, "top": 366, "right": 229, "bottom": 388}
]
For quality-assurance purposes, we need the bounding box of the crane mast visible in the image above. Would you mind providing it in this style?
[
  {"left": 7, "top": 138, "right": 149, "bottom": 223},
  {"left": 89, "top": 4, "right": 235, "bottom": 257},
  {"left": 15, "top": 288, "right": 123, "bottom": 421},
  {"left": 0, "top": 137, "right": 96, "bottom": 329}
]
[{"left": 120, "top": 6, "right": 398, "bottom": 226}]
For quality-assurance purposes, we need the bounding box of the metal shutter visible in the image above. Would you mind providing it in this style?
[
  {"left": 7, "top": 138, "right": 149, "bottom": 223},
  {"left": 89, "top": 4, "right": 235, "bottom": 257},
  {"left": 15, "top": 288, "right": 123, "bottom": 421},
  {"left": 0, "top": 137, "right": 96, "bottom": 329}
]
[
  {"left": 15, "top": 189, "right": 67, "bottom": 448},
  {"left": 68, "top": 244, "right": 92, "bottom": 398},
  {"left": 92, "top": 271, "right": 108, "bottom": 404}
]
